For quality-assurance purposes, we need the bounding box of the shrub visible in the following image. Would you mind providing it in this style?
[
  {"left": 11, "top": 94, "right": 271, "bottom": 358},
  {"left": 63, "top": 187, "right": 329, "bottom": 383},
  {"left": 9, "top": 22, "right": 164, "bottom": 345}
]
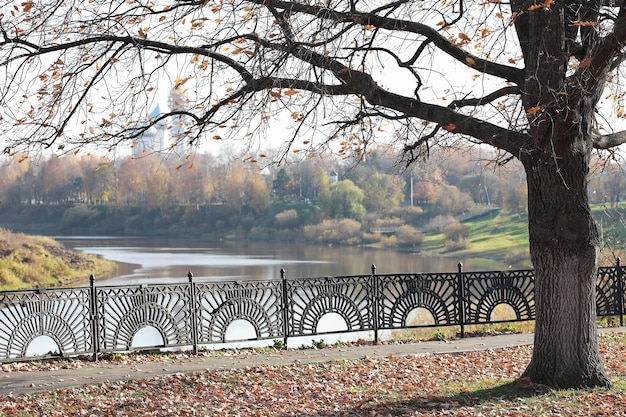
[
  {"left": 395, "top": 225, "right": 423, "bottom": 248},
  {"left": 303, "top": 219, "right": 362, "bottom": 245},
  {"left": 274, "top": 209, "right": 299, "bottom": 229},
  {"left": 60, "top": 205, "right": 99, "bottom": 230},
  {"left": 443, "top": 222, "right": 470, "bottom": 242}
]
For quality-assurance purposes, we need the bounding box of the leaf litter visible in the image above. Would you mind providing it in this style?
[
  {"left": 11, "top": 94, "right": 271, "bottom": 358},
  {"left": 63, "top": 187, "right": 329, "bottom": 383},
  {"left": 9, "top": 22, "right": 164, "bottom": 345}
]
[{"left": 0, "top": 333, "right": 625, "bottom": 416}]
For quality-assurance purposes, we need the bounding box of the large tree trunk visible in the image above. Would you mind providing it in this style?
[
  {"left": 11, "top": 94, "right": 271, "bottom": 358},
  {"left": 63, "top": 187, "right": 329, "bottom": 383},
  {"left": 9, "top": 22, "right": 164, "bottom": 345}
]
[{"left": 520, "top": 131, "right": 611, "bottom": 388}]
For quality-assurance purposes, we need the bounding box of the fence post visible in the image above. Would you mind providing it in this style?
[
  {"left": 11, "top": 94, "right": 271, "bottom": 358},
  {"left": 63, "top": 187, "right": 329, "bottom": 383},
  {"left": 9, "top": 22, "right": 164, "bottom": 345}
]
[
  {"left": 188, "top": 271, "right": 198, "bottom": 354},
  {"left": 457, "top": 262, "right": 465, "bottom": 338},
  {"left": 617, "top": 258, "right": 624, "bottom": 327},
  {"left": 281, "top": 268, "right": 289, "bottom": 348},
  {"left": 371, "top": 264, "right": 378, "bottom": 344},
  {"left": 89, "top": 274, "right": 99, "bottom": 362}
]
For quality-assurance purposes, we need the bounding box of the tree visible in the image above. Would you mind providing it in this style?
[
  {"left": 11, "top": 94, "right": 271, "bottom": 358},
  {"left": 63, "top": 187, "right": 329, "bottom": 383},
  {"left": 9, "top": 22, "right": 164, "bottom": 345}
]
[
  {"left": 272, "top": 168, "right": 293, "bottom": 201},
  {"left": 358, "top": 172, "right": 404, "bottom": 215},
  {"left": 318, "top": 179, "right": 366, "bottom": 220},
  {"left": 2, "top": 0, "right": 626, "bottom": 388}
]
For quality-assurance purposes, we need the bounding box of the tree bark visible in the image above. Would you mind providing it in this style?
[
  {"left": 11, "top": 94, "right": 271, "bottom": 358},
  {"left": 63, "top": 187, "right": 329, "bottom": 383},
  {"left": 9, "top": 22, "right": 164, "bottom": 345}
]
[{"left": 520, "top": 133, "right": 612, "bottom": 388}]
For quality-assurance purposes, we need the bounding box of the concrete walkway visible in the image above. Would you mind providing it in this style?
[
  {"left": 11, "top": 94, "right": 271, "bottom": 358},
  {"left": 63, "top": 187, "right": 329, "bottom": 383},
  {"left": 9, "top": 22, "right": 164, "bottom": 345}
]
[{"left": 0, "top": 328, "right": 623, "bottom": 396}]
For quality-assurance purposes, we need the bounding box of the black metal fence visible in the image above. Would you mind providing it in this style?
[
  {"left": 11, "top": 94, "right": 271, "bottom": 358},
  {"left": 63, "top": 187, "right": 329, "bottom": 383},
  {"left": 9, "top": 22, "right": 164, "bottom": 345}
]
[{"left": 0, "top": 260, "right": 624, "bottom": 363}]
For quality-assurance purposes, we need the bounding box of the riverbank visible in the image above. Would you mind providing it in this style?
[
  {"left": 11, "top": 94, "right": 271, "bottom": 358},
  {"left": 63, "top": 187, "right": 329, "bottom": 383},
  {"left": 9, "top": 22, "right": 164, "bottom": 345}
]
[{"left": 0, "top": 229, "right": 117, "bottom": 291}]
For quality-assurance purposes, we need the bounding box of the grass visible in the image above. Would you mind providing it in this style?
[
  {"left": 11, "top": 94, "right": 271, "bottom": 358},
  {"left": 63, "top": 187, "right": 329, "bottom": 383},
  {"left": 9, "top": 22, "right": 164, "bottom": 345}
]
[
  {"left": 0, "top": 229, "right": 117, "bottom": 290},
  {"left": 420, "top": 205, "right": 626, "bottom": 269}
]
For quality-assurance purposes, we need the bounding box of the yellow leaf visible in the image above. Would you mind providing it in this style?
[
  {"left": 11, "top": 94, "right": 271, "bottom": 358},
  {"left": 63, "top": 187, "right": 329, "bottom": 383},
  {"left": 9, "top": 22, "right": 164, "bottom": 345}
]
[{"left": 472, "top": 74, "right": 481, "bottom": 80}]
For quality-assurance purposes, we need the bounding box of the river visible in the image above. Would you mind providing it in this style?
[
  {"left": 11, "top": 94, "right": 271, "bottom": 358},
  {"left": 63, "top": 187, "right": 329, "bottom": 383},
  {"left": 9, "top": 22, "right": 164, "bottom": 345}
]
[
  {"left": 57, "top": 236, "right": 507, "bottom": 285},
  {"left": 23, "top": 237, "right": 506, "bottom": 354}
]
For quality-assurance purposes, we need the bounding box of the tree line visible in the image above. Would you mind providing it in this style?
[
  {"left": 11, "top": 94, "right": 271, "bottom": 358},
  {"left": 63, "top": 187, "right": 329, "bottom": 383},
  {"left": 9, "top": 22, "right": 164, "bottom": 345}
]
[{"left": 0, "top": 146, "right": 622, "bottom": 244}]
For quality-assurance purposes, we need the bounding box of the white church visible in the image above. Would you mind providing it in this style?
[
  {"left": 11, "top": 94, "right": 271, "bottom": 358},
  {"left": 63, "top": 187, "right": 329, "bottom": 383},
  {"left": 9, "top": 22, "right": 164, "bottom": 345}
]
[{"left": 131, "top": 81, "right": 189, "bottom": 157}]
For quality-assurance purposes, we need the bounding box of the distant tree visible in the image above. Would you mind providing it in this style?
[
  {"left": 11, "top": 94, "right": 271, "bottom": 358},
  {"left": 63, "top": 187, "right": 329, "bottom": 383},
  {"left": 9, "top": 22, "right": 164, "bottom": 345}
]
[
  {"left": 318, "top": 179, "right": 366, "bottom": 220},
  {"left": 358, "top": 172, "right": 404, "bottom": 215},
  {"left": 85, "top": 161, "right": 116, "bottom": 204},
  {"left": 272, "top": 168, "right": 293, "bottom": 202}
]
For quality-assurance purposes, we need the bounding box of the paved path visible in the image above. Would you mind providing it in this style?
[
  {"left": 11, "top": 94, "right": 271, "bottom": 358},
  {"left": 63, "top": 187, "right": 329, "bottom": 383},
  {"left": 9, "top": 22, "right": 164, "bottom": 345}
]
[
  {"left": 1, "top": 333, "right": 534, "bottom": 396},
  {"left": 1, "top": 328, "right": 623, "bottom": 396}
]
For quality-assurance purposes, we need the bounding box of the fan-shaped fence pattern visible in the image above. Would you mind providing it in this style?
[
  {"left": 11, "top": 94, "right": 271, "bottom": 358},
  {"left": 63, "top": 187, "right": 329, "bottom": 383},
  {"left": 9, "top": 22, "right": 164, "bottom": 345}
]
[
  {"left": 378, "top": 273, "right": 459, "bottom": 328},
  {"left": 195, "top": 280, "right": 283, "bottom": 343},
  {"left": 285, "top": 275, "right": 373, "bottom": 336},
  {"left": 0, "top": 262, "right": 623, "bottom": 362},
  {"left": 464, "top": 270, "right": 535, "bottom": 324}
]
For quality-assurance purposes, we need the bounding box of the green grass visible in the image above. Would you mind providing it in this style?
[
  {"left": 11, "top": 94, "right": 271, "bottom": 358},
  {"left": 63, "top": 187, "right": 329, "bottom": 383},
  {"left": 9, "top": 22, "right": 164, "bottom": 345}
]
[
  {"left": 420, "top": 210, "right": 530, "bottom": 267},
  {"left": 420, "top": 205, "right": 626, "bottom": 269}
]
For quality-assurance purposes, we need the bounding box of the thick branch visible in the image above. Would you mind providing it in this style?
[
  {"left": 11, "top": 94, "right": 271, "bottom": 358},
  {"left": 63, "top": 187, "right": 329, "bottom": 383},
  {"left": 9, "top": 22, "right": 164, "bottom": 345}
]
[
  {"left": 249, "top": 0, "right": 525, "bottom": 85},
  {"left": 592, "top": 129, "right": 626, "bottom": 149}
]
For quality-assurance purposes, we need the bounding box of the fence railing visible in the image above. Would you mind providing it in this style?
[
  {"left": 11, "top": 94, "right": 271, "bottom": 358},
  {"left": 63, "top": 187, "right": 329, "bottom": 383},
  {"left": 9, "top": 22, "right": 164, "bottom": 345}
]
[{"left": 0, "top": 260, "right": 624, "bottom": 362}]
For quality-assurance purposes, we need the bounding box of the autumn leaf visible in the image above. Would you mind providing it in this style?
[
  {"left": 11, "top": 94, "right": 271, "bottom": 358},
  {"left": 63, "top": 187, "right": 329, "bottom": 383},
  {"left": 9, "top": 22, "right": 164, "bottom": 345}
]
[
  {"left": 526, "top": 106, "right": 542, "bottom": 116},
  {"left": 465, "top": 57, "right": 476, "bottom": 66},
  {"left": 22, "top": 1, "right": 34, "bottom": 12},
  {"left": 579, "top": 57, "right": 593, "bottom": 68},
  {"left": 443, "top": 123, "right": 456, "bottom": 131},
  {"left": 458, "top": 33, "right": 471, "bottom": 42},
  {"left": 284, "top": 89, "right": 298, "bottom": 97}
]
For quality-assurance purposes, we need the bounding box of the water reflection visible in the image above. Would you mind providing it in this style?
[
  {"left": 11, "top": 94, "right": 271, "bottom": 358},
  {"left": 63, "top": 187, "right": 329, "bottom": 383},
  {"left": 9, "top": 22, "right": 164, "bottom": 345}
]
[{"left": 58, "top": 236, "right": 506, "bottom": 285}]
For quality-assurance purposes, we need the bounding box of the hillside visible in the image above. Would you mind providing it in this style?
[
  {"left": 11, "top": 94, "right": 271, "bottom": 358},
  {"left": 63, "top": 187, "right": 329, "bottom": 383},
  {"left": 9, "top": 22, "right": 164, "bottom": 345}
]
[{"left": 0, "top": 229, "right": 117, "bottom": 291}]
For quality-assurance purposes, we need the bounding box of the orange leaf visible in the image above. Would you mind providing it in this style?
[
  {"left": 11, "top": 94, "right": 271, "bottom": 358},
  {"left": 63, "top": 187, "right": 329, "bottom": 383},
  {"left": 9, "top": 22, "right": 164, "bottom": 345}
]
[
  {"left": 284, "top": 89, "right": 298, "bottom": 97},
  {"left": 527, "top": 4, "right": 542, "bottom": 11},
  {"left": 465, "top": 57, "right": 476, "bottom": 66},
  {"left": 526, "top": 106, "right": 541, "bottom": 116},
  {"left": 579, "top": 57, "right": 593, "bottom": 68},
  {"left": 338, "top": 68, "right": 351, "bottom": 74},
  {"left": 543, "top": 0, "right": 553, "bottom": 8},
  {"left": 444, "top": 124, "right": 456, "bottom": 131},
  {"left": 458, "top": 33, "right": 471, "bottom": 42}
]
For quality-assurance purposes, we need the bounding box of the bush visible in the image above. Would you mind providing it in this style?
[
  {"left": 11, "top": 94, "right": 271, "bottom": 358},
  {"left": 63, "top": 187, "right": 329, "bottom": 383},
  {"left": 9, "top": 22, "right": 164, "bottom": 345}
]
[
  {"left": 395, "top": 225, "right": 423, "bottom": 248},
  {"left": 303, "top": 219, "right": 362, "bottom": 245},
  {"left": 60, "top": 205, "right": 100, "bottom": 230},
  {"left": 274, "top": 209, "right": 299, "bottom": 229},
  {"left": 390, "top": 206, "right": 424, "bottom": 225},
  {"left": 443, "top": 222, "right": 470, "bottom": 242}
]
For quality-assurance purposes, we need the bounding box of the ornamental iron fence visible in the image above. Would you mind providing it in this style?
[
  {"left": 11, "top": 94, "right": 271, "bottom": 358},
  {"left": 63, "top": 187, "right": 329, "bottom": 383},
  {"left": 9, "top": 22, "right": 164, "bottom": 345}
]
[{"left": 0, "top": 260, "right": 624, "bottom": 363}]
